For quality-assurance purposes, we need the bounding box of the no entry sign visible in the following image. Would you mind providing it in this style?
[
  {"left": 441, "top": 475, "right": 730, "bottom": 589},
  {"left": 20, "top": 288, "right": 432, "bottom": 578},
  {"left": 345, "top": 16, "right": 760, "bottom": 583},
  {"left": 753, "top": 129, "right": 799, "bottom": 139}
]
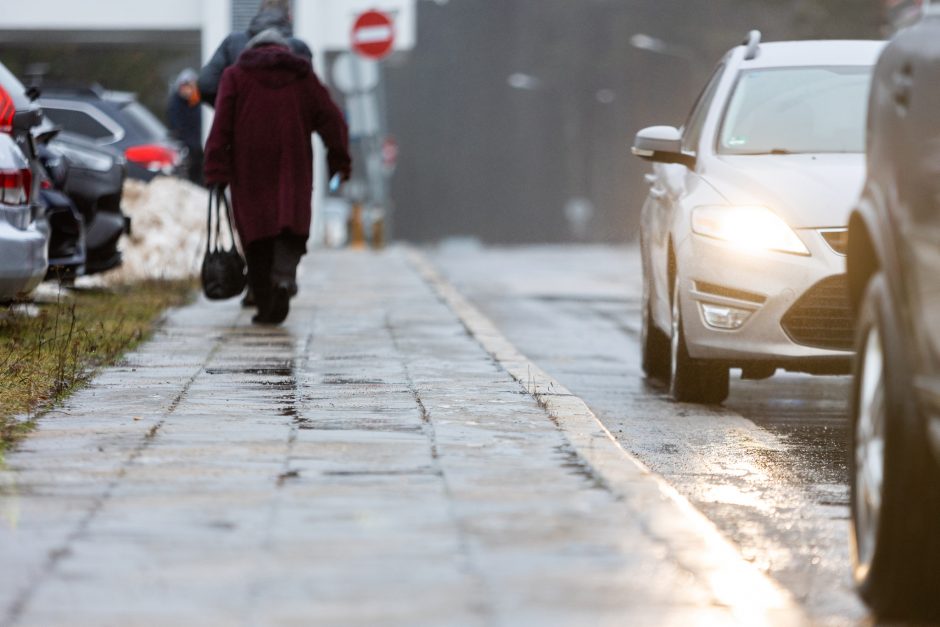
[{"left": 351, "top": 10, "right": 396, "bottom": 60}]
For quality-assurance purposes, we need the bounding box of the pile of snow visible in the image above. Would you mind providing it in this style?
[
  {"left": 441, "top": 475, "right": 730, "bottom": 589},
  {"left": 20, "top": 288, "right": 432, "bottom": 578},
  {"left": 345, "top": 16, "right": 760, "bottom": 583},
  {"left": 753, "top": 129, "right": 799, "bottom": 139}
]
[{"left": 82, "top": 177, "right": 210, "bottom": 286}]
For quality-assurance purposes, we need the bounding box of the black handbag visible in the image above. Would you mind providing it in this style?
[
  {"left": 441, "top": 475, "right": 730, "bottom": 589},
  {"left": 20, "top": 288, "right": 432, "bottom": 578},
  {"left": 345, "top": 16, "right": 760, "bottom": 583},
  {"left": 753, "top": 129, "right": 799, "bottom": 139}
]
[{"left": 201, "top": 187, "right": 246, "bottom": 300}]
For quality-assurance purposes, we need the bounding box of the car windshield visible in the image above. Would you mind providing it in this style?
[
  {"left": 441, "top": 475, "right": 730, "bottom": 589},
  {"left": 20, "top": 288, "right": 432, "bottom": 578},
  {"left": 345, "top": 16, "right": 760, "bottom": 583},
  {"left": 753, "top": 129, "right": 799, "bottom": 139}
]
[
  {"left": 118, "top": 101, "right": 169, "bottom": 140},
  {"left": 718, "top": 66, "right": 872, "bottom": 155}
]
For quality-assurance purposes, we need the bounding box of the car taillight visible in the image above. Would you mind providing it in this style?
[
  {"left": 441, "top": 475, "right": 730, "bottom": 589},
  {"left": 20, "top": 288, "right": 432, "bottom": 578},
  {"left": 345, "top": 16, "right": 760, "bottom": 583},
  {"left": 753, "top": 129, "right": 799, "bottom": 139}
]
[
  {"left": 0, "top": 85, "right": 13, "bottom": 134},
  {"left": 125, "top": 144, "right": 179, "bottom": 173},
  {"left": 0, "top": 168, "right": 30, "bottom": 205}
]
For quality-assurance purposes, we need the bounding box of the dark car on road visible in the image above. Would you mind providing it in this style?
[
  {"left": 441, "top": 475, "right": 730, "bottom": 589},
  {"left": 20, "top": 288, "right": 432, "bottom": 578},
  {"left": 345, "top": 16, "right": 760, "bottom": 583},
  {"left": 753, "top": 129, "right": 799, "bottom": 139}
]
[
  {"left": 40, "top": 86, "right": 185, "bottom": 182},
  {"left": 846, "top": 6, "right": 940, "bottom": 621}
]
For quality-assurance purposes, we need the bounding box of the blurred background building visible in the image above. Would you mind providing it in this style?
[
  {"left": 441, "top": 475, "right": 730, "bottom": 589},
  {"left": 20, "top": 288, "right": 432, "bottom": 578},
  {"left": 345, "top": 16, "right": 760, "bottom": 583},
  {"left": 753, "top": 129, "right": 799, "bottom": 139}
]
[{"left": 1, "top": 0, "right": 898, "bottom": 245}]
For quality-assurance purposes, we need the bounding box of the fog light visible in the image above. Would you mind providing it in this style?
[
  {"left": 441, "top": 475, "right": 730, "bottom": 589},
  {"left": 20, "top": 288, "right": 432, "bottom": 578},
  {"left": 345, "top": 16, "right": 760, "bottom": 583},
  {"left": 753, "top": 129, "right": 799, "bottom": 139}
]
[{"left": 701, "top": 303, "right": 752, "bottom": 330}]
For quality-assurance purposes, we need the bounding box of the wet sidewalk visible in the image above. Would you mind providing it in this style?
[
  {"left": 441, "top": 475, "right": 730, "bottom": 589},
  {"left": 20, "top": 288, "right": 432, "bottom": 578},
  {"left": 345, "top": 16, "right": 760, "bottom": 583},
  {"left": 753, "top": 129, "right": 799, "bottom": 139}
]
[{"left": 0, "top": 248, "right": 802, "bottom": 626}]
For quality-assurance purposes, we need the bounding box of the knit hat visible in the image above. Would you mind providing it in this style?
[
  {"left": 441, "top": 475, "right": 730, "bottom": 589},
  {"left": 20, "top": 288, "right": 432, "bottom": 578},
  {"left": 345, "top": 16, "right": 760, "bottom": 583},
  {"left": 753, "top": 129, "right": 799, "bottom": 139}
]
[{"left": 173, "top": 68, "right": 198, "bottom": 89}]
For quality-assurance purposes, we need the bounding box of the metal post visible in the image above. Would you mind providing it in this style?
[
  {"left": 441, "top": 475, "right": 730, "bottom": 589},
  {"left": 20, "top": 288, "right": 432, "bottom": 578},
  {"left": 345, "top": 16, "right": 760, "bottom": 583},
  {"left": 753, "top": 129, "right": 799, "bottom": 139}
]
[
  {"left": 294, "top": 1, "right": 328, "bottom": 249},
  {"left": 200, "top": 0, "right": 232, "bottom": 145}
]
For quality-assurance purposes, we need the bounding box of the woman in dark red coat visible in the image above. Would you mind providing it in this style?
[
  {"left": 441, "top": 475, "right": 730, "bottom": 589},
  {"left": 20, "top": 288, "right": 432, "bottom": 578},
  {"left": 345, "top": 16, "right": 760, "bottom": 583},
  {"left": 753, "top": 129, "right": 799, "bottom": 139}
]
[{"left": 204, "top": 29, "right": 351, "bottom": 324}]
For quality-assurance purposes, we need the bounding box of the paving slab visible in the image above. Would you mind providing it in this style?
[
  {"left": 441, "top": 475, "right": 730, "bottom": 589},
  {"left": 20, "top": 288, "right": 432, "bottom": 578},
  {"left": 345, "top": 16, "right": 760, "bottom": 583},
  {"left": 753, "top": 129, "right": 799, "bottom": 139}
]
[{"left": 0, "top": 248, "right": 804, "bottom": 626}]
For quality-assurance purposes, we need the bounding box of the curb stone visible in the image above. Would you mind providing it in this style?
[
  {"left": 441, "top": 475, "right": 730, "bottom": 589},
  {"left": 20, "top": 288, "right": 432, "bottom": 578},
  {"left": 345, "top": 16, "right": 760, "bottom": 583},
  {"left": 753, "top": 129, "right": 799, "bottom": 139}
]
[{"left": 406, "top": 247, "right": 808, "bottom": 627}]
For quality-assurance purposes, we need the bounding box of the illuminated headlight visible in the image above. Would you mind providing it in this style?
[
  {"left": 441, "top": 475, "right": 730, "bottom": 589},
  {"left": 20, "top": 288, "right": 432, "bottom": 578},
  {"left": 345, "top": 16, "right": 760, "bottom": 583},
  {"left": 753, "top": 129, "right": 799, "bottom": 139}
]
[
  {"left": 691, "top": 206, "right": 809, "bottom": 255},
  {"left": 700, "top": 303, "right": 752, "bottom": 330}
]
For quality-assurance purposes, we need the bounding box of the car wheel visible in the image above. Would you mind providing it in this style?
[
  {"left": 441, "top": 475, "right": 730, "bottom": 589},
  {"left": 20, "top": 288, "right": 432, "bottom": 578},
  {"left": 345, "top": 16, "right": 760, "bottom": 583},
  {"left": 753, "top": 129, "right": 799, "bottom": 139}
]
[
  {"left": 850, "top": 273, "right": 940, "bottom": 621},
  {"left": 669, "top": 275, "right": 729, "bottom": 404},
  {"left": 641, "top": 277, "right": 670, "bottom": 380}
]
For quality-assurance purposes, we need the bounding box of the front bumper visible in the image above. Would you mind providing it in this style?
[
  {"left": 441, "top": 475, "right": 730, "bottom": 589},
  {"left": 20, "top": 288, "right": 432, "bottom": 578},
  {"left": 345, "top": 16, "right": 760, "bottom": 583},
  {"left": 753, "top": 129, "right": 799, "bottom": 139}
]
[{"left": 676, "top": 228, "right": 852, "bottom": 368}]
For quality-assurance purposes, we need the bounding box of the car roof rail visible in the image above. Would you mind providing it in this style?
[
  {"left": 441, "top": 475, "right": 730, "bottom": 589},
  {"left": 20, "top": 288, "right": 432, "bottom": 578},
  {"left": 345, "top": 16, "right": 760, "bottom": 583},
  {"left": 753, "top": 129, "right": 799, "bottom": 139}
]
[
  {"left": 42, "top": 83, "right": 106, "bottom": 99},
  {"left": 743, "top": 30, "right": 761, "bottom": 60}
]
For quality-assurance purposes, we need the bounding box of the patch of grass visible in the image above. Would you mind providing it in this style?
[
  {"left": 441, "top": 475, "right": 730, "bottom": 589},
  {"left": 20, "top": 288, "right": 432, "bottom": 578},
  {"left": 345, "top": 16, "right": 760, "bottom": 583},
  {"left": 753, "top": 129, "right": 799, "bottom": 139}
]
[{"left": 0, "top": 280, "right": 194, "bottom": 460}]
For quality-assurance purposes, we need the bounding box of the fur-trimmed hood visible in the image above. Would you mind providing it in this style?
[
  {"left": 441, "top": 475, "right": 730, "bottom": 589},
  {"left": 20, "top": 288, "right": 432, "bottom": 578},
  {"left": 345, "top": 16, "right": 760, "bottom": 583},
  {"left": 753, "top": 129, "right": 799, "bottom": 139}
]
[{"left": 237, "top": 45, "right": 311, "bottom": 88}]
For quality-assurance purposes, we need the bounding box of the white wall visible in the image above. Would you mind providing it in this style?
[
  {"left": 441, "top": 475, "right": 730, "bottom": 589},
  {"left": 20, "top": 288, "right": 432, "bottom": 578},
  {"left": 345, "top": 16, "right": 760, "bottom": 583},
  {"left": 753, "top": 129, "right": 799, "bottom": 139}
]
[
  {"left": 201, "top": 0, "right": 232, "bottom": 64},
  {"left": 2, "top": 0, "right": 416, "bottom": 56},
  {"left": 0, "top": 0, "right": 203, "bottom": 30}
]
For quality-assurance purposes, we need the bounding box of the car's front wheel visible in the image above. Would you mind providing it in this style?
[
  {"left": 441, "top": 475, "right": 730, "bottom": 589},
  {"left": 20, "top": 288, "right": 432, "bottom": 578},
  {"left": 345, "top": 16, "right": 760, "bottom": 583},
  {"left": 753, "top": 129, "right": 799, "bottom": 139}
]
[
  {"left": 850, "top": 273, "right": 940, "bottom": 621},
  {"left": 642, "top": 278, "right": 670, "bottom": 381},
  {"left": 669, "top": 277, "right": 729, "bottom": 404}
]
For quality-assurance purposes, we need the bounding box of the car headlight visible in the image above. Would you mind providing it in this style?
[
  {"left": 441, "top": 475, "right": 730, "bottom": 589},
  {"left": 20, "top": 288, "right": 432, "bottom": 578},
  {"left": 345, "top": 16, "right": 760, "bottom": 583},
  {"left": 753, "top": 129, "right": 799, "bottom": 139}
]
[
  {"left": 52, "top": 143, "right": 114, "bottom": 173},
  {"left": 691, "top": 205, "right": 809, "bottom": 256}
]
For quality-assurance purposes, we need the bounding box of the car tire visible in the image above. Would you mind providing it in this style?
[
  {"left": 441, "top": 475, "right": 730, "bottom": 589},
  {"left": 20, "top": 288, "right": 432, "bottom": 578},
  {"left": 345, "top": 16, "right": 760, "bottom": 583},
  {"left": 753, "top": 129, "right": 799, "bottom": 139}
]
[
  {"left": 642, "top": 280, "right": 671, "bottom": 381},
  {"left": 850, "top": 273, "right": 940, "bottom": 621},
  {"left": 669, "top": 276, "right": 729, "bottom": 404}
]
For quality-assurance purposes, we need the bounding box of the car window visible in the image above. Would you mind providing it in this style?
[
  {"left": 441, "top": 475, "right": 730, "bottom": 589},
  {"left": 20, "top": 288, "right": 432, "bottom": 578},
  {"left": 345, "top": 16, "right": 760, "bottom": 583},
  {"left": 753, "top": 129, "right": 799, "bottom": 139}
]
[
  {"left": 43, "top": 106, "right": 117, "bottom": 142},
  {"left": 682, "top": 64, "right": 725, "bottom": 153},
  {"left": 718, "top": 66, "right": 872, "bottom": 155},
  {"left": 118, "top": 102, "right": 168, "bottom": 141}
]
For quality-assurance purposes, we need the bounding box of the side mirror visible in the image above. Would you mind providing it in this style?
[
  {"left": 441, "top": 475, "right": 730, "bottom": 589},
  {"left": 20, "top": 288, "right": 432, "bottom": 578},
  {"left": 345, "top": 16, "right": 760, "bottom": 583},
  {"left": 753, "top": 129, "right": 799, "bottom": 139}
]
[
  {"left": 632, "top": 126, "right": 696, "bottom": 169},
  {"left": 12, "top": 107, "right": 43, "bottom": 133}
]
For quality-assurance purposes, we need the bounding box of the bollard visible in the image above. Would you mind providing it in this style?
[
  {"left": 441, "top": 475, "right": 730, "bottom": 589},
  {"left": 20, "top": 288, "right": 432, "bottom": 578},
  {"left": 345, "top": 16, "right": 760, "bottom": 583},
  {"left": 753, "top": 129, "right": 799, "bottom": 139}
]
[
  {"left": 371, "top": 215, "right": 385, "bottom": 249},
  {"left": 348, "top": 203, "right": 366, "bottom": 249}
]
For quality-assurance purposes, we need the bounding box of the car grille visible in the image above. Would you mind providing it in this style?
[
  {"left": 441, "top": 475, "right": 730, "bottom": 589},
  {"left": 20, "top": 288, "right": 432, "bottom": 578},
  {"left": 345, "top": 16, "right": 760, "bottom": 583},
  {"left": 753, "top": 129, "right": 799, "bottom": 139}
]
[
  {"left": 781, "top": 275, "right": 854, "bottom": 351},
  {"left": 820, "top": 229, "right": 848, "bottom": 255}
]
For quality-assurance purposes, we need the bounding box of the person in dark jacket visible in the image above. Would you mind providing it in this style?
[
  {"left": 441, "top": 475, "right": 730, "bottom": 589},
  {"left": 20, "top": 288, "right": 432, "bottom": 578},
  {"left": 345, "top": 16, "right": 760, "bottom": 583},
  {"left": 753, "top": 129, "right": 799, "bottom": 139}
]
[
  {"left": 198, "top": 0, "right": 312, "bottom": 107},
  {"left": 203, "top": 30, "right": 351, "bottom": 325},
  {"left": 166, "top": 68, "right": 203, "bottom": 185}
]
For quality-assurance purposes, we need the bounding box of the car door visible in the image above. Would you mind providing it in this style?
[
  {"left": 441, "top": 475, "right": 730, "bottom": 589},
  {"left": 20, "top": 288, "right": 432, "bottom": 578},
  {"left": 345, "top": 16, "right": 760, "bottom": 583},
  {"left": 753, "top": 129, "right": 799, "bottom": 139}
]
[
  {"left": 891, "top": 15, "right": 940, "bottom": 444},
  {"left": 646, "top": 64, "right": 727, "bottom": 329}
]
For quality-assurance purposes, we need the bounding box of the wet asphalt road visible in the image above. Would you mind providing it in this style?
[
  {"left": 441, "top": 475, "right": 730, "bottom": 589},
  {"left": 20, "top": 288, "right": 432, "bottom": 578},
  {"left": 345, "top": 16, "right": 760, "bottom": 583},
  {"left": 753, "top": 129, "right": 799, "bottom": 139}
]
[{"left": 430, "top": 244, "right": 867, "bottom": 625}]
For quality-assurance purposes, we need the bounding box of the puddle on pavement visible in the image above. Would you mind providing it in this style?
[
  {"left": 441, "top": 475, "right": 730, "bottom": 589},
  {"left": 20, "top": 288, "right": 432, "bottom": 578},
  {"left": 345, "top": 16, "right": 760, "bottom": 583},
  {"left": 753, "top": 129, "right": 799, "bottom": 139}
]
[
  {"left": 322, "top": 354, "right": 379, "bottom": 361},
  {"left": 554, "top": 445, "right": 606, "bottom": 491},
  {"left": 280, "top": 397, "right": 299, "bottom": 418},
  {"left": 532, "top": 294, "right": 636, "bottom": 305},
  {"left": 293, "top": 416, "right": 423, "bottom": 433},
  {"left": 322, "top": 467, "right": 440, "bottom": 477},
  {"left": 277, "top": 469, "right": 301, "bottom": 486},
  {"left": 322, "top": 377, "right": 385, "bottom": 386},
  {"left": 205, "top": 367, "right": 294, "bottom": 377}
]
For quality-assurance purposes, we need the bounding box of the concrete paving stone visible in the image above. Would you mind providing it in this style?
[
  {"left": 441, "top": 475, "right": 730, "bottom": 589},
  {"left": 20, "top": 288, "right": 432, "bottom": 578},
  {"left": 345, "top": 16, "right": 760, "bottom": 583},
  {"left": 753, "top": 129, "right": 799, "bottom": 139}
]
[{"left": 0, "top": 248, "right": 804, "bottom": 626}]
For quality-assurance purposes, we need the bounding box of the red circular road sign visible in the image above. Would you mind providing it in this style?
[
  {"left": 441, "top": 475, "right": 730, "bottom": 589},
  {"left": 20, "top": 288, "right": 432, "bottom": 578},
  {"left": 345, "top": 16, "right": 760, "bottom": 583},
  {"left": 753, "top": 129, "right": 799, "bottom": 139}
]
[
  {"left": 382, "top": 136, "right": 399, "bottom": 171},
  {"left": 351, "top": 10, "right": 396, "bottom": 60}
]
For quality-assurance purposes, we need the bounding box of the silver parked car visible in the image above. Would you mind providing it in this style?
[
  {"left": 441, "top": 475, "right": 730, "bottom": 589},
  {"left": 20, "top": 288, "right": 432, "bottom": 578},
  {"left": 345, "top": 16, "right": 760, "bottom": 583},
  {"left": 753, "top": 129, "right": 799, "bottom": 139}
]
[
  {"left": 846, "top": 5, "right": 940, "bottom": 620},
  {"left": 0, "top": 132, "right": 47, "bottom": 301},
  {"left": 633, "top": 33, "right": 885, "bottom": 404}
]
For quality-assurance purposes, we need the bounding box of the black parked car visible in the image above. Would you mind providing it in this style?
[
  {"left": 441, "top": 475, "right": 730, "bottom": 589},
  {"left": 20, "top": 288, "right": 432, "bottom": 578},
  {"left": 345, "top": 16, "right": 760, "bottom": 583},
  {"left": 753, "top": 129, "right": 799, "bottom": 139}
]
[
  {"left": 846, "top": 6, "right": 940, "bottom": 621},
  {"left": 40, "top": 128, "right": 130, "bottom": 277},
  {"left": 40, "top": 86, "right": 186, "bottom": 182}
]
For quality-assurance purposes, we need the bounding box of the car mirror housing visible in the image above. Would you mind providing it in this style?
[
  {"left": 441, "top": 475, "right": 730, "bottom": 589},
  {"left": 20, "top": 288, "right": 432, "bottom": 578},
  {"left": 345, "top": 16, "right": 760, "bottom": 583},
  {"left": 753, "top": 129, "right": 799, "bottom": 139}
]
[
  {"left": 12, "top": 107, "right": 43, "bottom": 132},
  {"left": 632, "top": 125, "right": 696, "bottom": 169}
]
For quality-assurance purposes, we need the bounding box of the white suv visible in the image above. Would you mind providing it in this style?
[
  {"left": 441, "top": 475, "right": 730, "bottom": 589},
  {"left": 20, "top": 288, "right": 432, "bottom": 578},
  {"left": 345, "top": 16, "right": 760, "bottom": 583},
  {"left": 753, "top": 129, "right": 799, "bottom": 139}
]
[{"left": 633, "top": 32, "right": 885, "bottom": 404}]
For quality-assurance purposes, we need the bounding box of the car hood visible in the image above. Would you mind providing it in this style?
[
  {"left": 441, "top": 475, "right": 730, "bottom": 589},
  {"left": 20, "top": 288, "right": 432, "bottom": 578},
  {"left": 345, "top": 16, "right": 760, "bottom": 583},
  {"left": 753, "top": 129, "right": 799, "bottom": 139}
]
[{"left": 703, "top": 154, "right": 865, "bottom": 228}]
